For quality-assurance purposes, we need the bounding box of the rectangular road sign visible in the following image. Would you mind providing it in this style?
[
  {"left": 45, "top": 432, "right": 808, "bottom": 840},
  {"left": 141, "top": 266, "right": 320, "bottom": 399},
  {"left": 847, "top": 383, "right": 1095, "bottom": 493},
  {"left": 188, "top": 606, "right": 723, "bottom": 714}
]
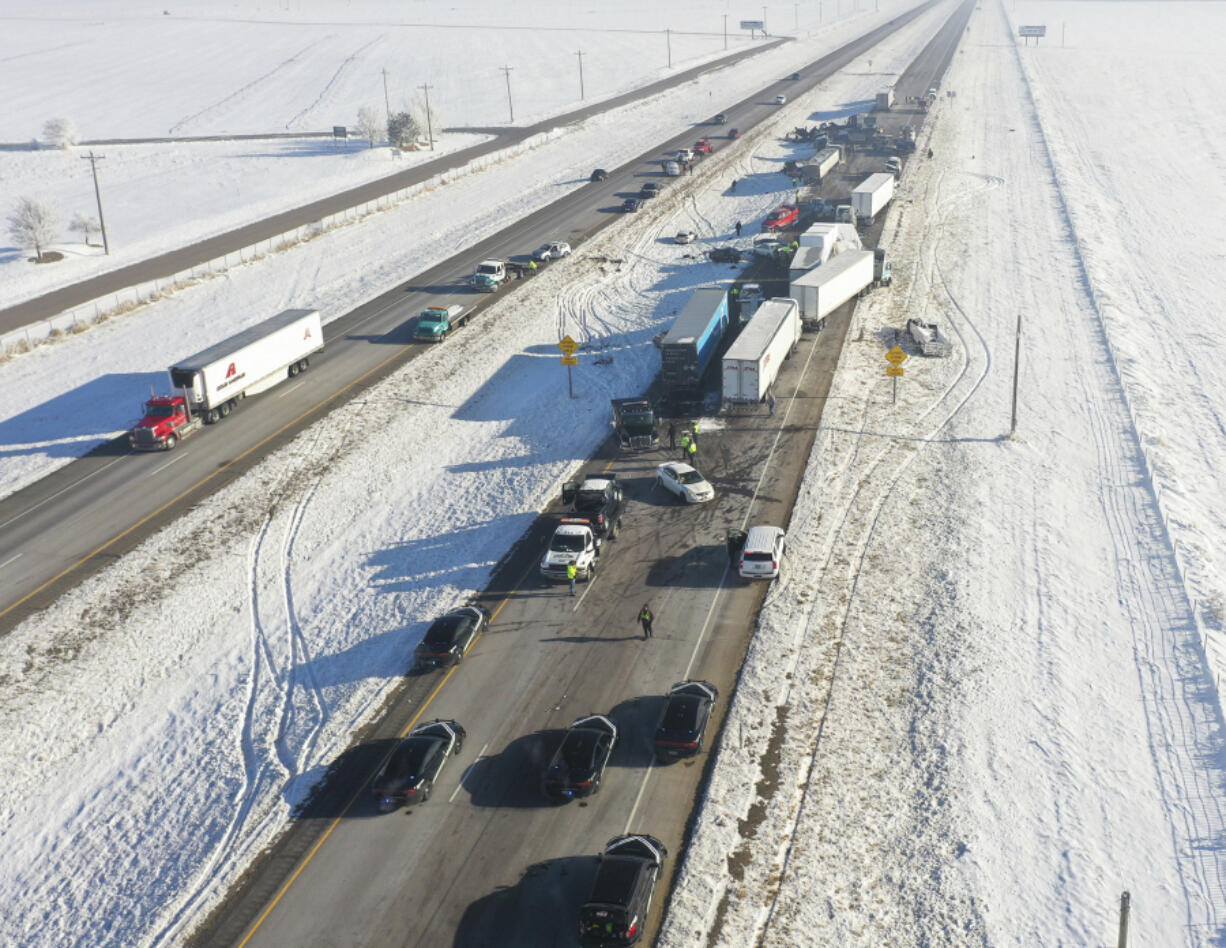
[
  {"left": 560, "top": 356, "right": 579, "bottom": 366},
  {"left": 1018, "top": 25, "right": 1046, "bottom": 37},
  {"left": 886, "top": 366, "right": 905, "bottom": 377},
  {"left": 740, "top": 19, "right": 764, "bottom": 30}
]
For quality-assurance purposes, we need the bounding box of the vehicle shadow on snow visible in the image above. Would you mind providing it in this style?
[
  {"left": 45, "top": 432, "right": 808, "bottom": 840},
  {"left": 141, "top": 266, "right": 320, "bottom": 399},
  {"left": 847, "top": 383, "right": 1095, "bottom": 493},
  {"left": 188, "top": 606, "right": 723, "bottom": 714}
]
[
  {"left": 292, "top": 738, "right": 399, "bottom": 820},
  {"left": 810, "top": 98, "right": 874, "bottom": 123},
  {"left": 454, "top": 855, "right": 595, "bottom": 948},
  {"left": 366, "top": 512, "right": 537, "bottom": 592},
  {"left": 0, "top": 371, "right": 163, "bottom": 458},
  {"left": 462, "top": 730, "right": 564, "bottom": 808}
]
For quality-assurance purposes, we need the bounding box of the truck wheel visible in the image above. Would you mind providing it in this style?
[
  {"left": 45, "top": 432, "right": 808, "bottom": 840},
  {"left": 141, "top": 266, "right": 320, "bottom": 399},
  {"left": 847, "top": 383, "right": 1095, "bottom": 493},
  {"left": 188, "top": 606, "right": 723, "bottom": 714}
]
[
  {"left": 288, "top": 361, "right": 301, "bottom": 378},
  {"left": 164, "top": 434, "right": 178, "bottom": 450},
  {"left": 219, "top": 400, "right": 233, "bottom": 418},
  {"left": 205, "top": 409, "right": 220, "bottom": 424},
  {"left": 586, "top": 564, "right": 596, "bottom": 581}
]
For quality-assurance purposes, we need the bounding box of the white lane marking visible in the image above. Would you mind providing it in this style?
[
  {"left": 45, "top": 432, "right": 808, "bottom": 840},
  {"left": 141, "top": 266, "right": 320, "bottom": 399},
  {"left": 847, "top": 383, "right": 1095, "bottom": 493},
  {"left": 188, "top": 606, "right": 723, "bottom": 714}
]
[
  {"left": 0, "top": 456, "right": 126, "bottom": 531},
  {"left": 277, "top": 380, "right": 307, "bottom": 399},
  {"left": 572, "top": 572, "right": 599, "bottom": 612},
  {"left": 0, "top": 553, "right": 23, "bottom": 571},
  {"left": 449, "top": 741, "right": 490, "bottom": 803},
  {"left": 150, "top": 453, "right": 186, "bottom": 476},
  {"left": 622, "top": 760, "right": 655, "bottom": 835}
]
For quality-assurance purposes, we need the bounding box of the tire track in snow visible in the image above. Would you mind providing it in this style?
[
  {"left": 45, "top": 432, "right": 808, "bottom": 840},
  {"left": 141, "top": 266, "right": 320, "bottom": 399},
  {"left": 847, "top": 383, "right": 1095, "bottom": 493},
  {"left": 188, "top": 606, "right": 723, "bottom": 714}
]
[
  {"left": 169, "top": 38, "right": 328, "bottom": 135},
  {"left": 284, "top": 35, "right": 384, "bottom": 131}
]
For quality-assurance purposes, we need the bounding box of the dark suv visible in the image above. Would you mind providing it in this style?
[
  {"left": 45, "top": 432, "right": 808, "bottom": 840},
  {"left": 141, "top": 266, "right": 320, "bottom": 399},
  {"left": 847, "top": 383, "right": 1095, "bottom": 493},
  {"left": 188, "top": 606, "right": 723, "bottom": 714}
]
[
  {"left": 561, "top": 474, "right": 624, "bottom": 542},
  {"left": 578, "top": 835, "right": 667, "bottom": 946}
]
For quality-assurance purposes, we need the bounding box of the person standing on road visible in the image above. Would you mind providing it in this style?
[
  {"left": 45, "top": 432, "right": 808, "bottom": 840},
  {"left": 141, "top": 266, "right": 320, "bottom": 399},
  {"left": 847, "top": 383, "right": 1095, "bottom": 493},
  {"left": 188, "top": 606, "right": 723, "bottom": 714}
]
[
  {"left": 687, "top": 439, "right": 698, "bottom": 462},
  {"left": 735, "top": 220, "right": 742, "bottom": 237},
  {"left": 679, "top": 432, "right": 691, "bottom": 461},
  {"left": 690, "top": 421, "right": 700, "bottom": 445},
  {"left": 767, "top": 391, "right": 776, "bottom": 416},
  {"left": 638, "top": 604, "right": 654, "bottom": 639},
  {"left": 731, "top": 179, "right": 737, "bottom": 192},
  {"left": 667, "top": 422, "right": 677, "bottom": 449},
  {"left": 567, "top": 562, "right": 578, "bottom": 596}
]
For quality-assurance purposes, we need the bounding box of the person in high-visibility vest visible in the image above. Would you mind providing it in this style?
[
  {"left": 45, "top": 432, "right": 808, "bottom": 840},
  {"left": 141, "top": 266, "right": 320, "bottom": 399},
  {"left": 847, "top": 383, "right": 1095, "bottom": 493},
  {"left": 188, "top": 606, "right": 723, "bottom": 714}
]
[
  {"left": 687, "top": 440, "right": 697, "bottom": 461},
  {"left": 567, "top": 562, "right": 578, "bottom": 596},
  {"left": 679, "top": 432, "right": 691, "bottom": 461}
]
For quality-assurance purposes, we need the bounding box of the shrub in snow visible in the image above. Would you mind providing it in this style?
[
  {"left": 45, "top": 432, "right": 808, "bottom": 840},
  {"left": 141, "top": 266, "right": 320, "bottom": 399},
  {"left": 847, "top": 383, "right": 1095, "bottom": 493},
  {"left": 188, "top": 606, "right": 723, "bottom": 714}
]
[
  {"left": 356, "top": 106, "right": 383, "bottom": 148},
  {"left": 8, "top": 197, "right": 60, "bottom": 262},
  {"left": 42, "top": 117, "right": 78, "bottom": 149}
]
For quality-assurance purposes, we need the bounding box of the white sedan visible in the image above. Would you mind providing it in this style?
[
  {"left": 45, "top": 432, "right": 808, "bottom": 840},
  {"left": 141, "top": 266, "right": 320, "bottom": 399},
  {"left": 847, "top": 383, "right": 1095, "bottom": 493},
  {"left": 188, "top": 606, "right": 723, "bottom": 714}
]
[
  {"left": 533, "top": 241, "right": 572, "bottom": 262},
  {"left": 675, "top": 231, "right": 698, "bottom": 245},
  {"left": 657, "top": 462, "right": 715, "bottom": 504}
]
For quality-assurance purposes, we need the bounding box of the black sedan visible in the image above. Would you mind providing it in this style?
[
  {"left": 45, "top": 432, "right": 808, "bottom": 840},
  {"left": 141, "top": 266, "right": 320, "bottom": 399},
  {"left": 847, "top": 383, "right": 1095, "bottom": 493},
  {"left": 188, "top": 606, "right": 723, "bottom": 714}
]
[
  {"left": 590, "top": 168, "right": 608, "bottom": 182},
  {"left": 413, "top": 605, "right": 489, "bottom": 671},
  {"left": 653, "top": 681, "right": 718, "bottom": 761},
  {"left": 621, "top": 197, "right": 640, "bottom": 213},
  {"left": 542, "top": 714, "right": 618, "bottom": 802},
  {"left": 639, "top": 181, "right": 660, "bottom": 199},
  {"left": 371, "top": 719, "right": 466, "bottom": 811}
]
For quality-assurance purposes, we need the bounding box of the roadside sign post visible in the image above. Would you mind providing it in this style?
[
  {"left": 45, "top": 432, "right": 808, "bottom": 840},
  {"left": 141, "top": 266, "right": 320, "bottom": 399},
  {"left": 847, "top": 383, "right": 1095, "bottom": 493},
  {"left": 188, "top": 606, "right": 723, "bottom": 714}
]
[
  {"left": 885, "top": 345, "right": 907, "bottom": 405},
  {"left": 558, "top": 336, "right": 579, "bottom": 398}
]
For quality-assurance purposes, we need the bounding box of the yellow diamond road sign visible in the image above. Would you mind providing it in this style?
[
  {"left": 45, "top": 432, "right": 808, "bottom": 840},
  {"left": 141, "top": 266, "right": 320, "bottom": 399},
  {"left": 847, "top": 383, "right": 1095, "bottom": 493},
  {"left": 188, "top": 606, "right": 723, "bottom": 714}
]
[
  {"left": 558, "top": 335, "right": 579, "bottom": 356},
  {"left": 886, "top": 366, "right": 905, "bottom": 377},
  {"left": 885, "top": 345, "right": 908, "bottom": 366},
  {"left": 560, "top": 355, "right": 579, "bottom": 366}
]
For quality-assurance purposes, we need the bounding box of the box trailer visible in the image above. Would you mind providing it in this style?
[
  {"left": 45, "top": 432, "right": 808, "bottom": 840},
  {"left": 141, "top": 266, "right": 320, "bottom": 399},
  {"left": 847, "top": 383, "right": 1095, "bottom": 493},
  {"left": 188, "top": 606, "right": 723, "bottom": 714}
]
[
  {"left": 790, "top": 250, "right": 874, "bottom": 329},
  {"left": 130, "top": 308, "right": 323, "bottom": 449},
  {"left": 789, "top": 244, "right": 830, "bottom": 283},
  {"left": 875, "top": 89, "right": 895, "bottom": 111},
  {"left": 851, "top": 173, "right": 895, "bottom": 225},
  {"left": 660, "top": 286, "right": 730, "bottom": 392},
  {"left": 722, "top": 298, "right": 802, "bottom": 407},
  {"left": 798, "top": 146, "right": 841, "bottom": 185}
]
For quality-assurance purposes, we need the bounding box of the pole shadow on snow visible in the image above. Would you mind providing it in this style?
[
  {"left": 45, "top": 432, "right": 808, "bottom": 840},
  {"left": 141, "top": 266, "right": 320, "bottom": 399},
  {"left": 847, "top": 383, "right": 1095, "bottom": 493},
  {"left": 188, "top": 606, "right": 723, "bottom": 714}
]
[
  {"left": 454, "top": 855, "right": 595, "bottom": 948},
  {"left": 366, "top": 512, "right": 537, "bottom": 593}
]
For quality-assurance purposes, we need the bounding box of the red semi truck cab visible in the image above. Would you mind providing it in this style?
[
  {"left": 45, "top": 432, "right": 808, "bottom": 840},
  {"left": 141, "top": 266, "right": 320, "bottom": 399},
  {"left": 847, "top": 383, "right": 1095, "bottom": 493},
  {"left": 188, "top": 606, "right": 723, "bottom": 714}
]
[{"left": 129, "top": 395, "right": 202, "bottom": 450}]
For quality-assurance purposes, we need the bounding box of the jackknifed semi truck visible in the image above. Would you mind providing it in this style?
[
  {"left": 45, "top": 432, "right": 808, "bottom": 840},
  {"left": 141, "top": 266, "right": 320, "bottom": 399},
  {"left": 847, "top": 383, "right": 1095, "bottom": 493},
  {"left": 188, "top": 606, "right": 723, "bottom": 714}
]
[
  {"left": 722, "top": 298, "right": 802, "bottom": 408},
  {"left": 659, "top": 286, "right": 730, "bottom": 394},
  {"left": 851, "top": 173, "right": 895, "bottom": 225},
  {"left": 790, "top": 250, "right": 875, "bottom": 329},
  {"left": 128, "top": 308, "right": 323, "bottom": 450}
]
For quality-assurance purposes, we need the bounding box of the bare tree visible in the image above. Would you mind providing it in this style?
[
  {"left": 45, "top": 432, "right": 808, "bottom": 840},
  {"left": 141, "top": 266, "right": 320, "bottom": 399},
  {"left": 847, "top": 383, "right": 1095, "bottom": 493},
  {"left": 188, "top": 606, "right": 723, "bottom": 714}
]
[
  {"left": 8, "top": 197, "right": 60, "bottom": 262},
  {"left": 386, "top": 111, "right": 421, "bottom": 148},
  {"left": 356, "top": 106, "right": 384, "bottom": 148},
  {"left": 70, "top": 211, "right": 100, "bottom": 247},
  {"left": 42, "top": 117, "right": 78, "bottom": 149}
]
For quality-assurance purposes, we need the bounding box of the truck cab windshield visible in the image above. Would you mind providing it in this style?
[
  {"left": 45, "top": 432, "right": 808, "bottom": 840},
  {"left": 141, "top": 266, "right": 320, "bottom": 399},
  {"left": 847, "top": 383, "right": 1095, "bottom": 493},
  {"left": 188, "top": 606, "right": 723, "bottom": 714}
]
[
  {"left": 145, "top": 404, "right": 179, "bottom": 418},
  {"left": 574, "top": 491, "right": 605, "bottom": 512},
  {"left": 551, "top": 533, "right": 586, "bottom": 553},
  {"left": 477, "top": 264, "right": 500, "bottom": 275}
]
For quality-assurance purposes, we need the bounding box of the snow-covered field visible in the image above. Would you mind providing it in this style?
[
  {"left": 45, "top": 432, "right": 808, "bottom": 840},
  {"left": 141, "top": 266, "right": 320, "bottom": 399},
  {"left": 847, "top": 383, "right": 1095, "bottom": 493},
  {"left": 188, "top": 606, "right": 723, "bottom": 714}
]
[
  {"left": 0, "top": 0, "right": 779, "bottom": 306},
  {"left": 0, "top": 2, "right": 948, "bottom": 945},
  {"left": 660, "top": 1, "right": 1226, "bottom": 945}
]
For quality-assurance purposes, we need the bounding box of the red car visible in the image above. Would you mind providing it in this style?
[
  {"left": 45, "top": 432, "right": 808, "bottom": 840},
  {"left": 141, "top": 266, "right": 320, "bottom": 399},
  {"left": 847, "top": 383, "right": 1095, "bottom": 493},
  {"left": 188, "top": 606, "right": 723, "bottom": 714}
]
[
  {"left": 694, "top": 138, "right": 713, "bottom": 155},
  {"left": 763, "top": 204, "right": 799, "bottom": 230}
]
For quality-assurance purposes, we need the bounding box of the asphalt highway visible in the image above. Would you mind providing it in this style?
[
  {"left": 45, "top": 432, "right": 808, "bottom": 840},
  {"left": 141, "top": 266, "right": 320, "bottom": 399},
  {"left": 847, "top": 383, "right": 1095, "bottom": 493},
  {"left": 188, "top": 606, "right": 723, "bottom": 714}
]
[
  {"left": 0, "top": 1, "right": 942, "bottom": 634},
  {"left": 187, "top": 3, "right": 975, "bottom": 945}
]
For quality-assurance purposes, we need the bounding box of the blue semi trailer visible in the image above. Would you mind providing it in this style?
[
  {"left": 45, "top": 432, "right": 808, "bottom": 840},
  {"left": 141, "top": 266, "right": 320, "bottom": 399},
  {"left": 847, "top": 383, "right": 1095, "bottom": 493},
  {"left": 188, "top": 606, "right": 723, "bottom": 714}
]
[{"left": 659, "top": 286, "right": 729, "bottom": 393}]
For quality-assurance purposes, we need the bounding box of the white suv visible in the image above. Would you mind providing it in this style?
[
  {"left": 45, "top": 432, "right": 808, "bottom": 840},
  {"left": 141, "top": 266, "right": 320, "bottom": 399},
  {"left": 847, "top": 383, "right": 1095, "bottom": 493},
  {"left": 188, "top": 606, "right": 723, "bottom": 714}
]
[{"left": 736, "top": 525, "right": 786, "bottom": 579}]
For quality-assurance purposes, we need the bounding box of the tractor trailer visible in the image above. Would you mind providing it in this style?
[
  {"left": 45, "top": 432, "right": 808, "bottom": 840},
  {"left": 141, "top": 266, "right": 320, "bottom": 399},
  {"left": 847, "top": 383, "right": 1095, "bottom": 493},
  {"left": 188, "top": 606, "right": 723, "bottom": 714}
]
[
  {"left": 129, "top": 308, "right": 323, "bottom": 450},
  {"left": 850, "top": 173, "right": 895, "bottom": 225},
  {"left": 660, "top": 286, "right": 730, "bottom": 393},
  {"left": 790, "top": 250, "right": 875, "bottom": 329},
  {"left": 722, "top": 298, "right": 802, "bottom": 407}
]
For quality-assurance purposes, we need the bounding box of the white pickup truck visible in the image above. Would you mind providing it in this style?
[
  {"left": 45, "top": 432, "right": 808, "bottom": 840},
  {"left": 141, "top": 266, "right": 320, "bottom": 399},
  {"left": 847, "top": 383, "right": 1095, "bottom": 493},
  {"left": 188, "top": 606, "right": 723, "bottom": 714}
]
[{"left": 540, "top": 518, "right": 601, "bottom": 581}]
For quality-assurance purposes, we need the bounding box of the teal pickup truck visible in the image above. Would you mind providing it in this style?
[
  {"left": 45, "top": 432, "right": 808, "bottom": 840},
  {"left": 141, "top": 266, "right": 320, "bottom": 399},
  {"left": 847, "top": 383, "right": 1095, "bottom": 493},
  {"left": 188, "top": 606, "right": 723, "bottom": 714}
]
[{"left": 414, "top": 304, "right": 471, "bottom": 342}]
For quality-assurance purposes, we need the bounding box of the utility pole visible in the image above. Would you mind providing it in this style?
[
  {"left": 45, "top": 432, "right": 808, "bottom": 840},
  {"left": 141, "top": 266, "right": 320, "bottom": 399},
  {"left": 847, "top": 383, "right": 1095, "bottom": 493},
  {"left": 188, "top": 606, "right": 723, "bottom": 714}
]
[
  {"left": 81, "top": 151, "right": 110, "bottom": 255},
  {"left": 1117, "top": 892, "right": 1131, "bottom": 948},
  {"left": 575, "top": 50, "right": 585, "bottom": 100},
  {"left": 381, "top": 67, "right": 391, "bottom": 125},
  {"left": 666, "top": 29, "right": 672, "bottom": 68},
  {"left": 1009, "top": 312, "right": 1022, "bottom": 437},
  {"left": 723, "top": 14, "right": 728, "bottom": 49},
  {"left": 795, "top": 3, "right": 799, "bottom": 30},
  {"left": 500, "top": 65, "right": 514, "bottom": 124},
  {"left": 762, "top": 6, "right": 768, "bottom": 35},
  {"left": 418, "top": 82, "right": 434, "bottom": 150}
]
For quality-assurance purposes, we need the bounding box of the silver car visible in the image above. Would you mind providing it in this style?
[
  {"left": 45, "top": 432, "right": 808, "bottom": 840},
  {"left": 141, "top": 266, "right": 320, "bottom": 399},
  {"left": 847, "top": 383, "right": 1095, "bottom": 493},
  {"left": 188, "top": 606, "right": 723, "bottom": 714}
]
[{"left": 657, "top": 462, "right": 714, "bottom": 504}]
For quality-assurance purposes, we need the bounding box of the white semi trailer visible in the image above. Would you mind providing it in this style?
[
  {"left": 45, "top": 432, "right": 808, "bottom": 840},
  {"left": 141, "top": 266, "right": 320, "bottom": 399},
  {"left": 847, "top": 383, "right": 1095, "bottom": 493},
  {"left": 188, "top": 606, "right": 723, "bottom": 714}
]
[
  {"left": 722, "top": 298, "right": 802, "bottom": 408},
  {"left": 851, "top": 172, "right": 895, "bottom": 225},
  {"left": 790, "top": 250, "right": 875, "bottom": 329}
]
